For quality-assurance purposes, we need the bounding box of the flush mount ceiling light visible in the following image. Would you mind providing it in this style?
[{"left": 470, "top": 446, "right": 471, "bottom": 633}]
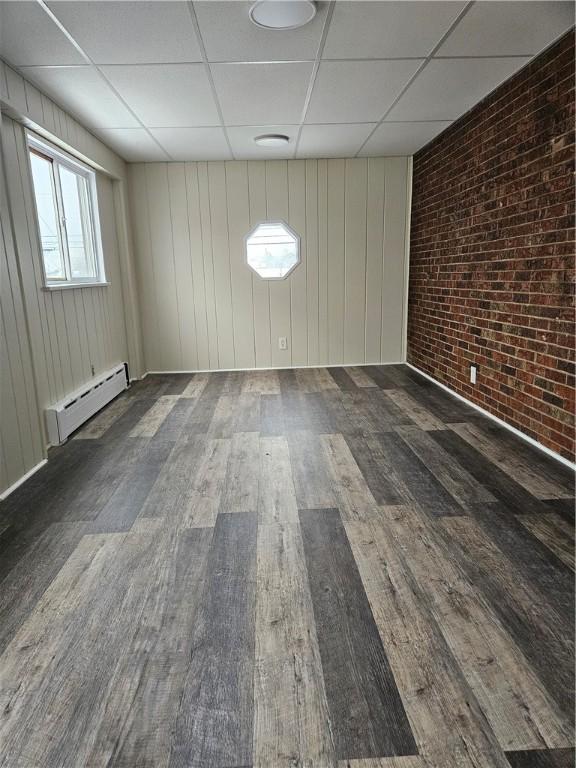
[
  {"left": 254, "top": 133, "right": 291, "bottom": 147},
  {"left": 249, "top": 1, "right": 316, "bottom": 30}
]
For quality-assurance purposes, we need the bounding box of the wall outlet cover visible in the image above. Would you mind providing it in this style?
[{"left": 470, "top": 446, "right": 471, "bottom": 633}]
[{"left": 278, "top": 337, "right": 288, "bottom": 350}]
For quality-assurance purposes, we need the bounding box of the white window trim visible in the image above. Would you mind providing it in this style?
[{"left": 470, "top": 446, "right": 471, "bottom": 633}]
[
  {"left": 26, "top": 131, "right": 107, "bottom": 290},
  {"left": 245, "top": 219, "right": 301, "bottom": 281}
]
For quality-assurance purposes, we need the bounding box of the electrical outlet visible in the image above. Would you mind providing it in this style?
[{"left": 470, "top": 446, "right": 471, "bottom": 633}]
[
  {"left": 470, "top": 365, "right": 477, "bottom": 384},
  {"left": 91, "top": 364, "right": 95, "bottom": 377},
  {"left": 278, "top": 336, "right": 288, "bottom": 350}
]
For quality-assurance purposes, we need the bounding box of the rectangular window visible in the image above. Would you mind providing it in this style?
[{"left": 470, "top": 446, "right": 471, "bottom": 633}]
[{"left": 27, "top": 134, "right": 106, "bottom": 288}]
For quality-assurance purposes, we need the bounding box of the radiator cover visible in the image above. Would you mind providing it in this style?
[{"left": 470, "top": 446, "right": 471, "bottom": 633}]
[{"left": 45, "top": 363, "right": 128, "bottom": 445}]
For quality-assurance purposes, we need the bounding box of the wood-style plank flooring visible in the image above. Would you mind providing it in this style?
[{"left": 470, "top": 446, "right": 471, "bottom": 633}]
[{"left": 0, "top": 364, "right": 574, "bottom": 768}]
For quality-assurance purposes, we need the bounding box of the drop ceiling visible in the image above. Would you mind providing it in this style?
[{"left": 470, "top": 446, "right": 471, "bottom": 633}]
[{"left": 0, "top": 1, "right": 573, "bottom": 162}]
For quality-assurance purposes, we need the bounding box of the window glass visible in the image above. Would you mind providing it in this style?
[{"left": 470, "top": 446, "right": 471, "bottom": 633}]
[
  {"left": 246, "top": 221, "right": 299, "bottom": 279},
  {"left": 29, "top": 151, "right": 66, "bottom": 281},
  {"left": 59, "top": 166, "right": 97, "bottom": 280}
]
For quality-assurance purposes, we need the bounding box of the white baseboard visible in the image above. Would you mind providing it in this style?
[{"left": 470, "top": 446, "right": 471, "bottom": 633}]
[
  {"left": 0, "top": 459, "right": 48, "bottom": 501},
  {"left": 406, "top": 363, "right": 576, "bottom": 471},
  {"left": 145, "top": 361, "right": 404, "bottom": 375}
]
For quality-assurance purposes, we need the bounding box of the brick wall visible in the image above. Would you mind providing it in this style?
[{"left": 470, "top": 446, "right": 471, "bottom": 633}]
[{"left": 408, "top": 29, "right": 575, "bottom": 461}]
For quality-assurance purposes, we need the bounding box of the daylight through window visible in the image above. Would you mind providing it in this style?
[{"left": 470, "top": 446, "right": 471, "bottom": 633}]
[
  {"left": 246, "top": 221, "right": 300, "bottom": 279},
  {"left": 28, "top": 134, "right": 105, "bottom": 288}
]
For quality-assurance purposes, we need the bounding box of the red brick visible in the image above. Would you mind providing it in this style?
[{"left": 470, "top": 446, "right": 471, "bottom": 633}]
[{"left": 407, "top": 30, "right": 575, "bottom": 462}]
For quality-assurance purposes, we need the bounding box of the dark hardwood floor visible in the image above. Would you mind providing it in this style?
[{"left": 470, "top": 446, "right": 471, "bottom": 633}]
[{"left": 0, "top": 364, "right": 573, "bottom": 768}]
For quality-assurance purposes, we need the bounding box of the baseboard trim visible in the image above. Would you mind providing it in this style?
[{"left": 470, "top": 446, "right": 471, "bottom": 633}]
[
  {"left": 0, "top": 459, "right": 48, "bottom": 501},
  {"left": 145, "top": 361, "right": 404, "bottom": 375},
  {"left": 406, "top": 363, "right": 575, "bottom": 471}
]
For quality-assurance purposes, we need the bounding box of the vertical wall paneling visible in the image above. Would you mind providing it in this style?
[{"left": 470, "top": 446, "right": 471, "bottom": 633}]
[
  {"left": 248, "top": 160, "right": 271, "bottom": 368},
  {"left": 127, "top": 158, "right": 410, "bottom": 373},
  {"left": 184, "top": 162, "right": 209, "bottom": 370},
  {"left": 129, "top": 163, "right": 158, "bottom": 371},
  {"left": 145, "top": 163, "right": 181, "bottom": 370},
  {"left": 197, "top": 162, "right": 219, "bottom": 369},
  {"left": 365, "top": 158, "right": 386, "bottom": 363},
  {"left": 208, "top": 161, "right": 235, "bottom": 369},
  {"left": 305, "top": 159, "right": 319, "bottom": 364},
  {"left": 327, "top": 159, "right": 345, "bottom": 364},
  {"left": 3, "top": 118, "right": 57, "bottom": 409},
  {"left": 4, "top": 116, "right": 131, "bottom": 406},
  {"left": 226, "top": 161, "right": 255, "bottom": 369},
  {"left": 168, "top": 163, "right": 198, "bottom": 370},
  {"left": 317, "top": 159, "right": 329, "bottom": 365},
  {"left": 0, "top": 113, "right": 45, "bottom": 491},
  {"left": 288, "top": 159, "right": 308, "bottom": 367},
  {"left": 382, "top": 157, "right": 409, "bottom": 363},
  {"left": 1, "top": 65, "right": 137, "bottom": 497},
  {"left": 266, "top": 160, "right": 292, "bottom": 368},
  {"left": 113, "top": 179, "right": 144, "bottom": 379},
  {"left": 344, "top": 158, "right": 367, "bottom": 363}
]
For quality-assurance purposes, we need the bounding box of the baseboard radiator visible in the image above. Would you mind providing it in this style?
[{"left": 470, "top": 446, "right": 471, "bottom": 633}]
[{"left": 45, "top": 363, "right": 128, "bottom": 445}]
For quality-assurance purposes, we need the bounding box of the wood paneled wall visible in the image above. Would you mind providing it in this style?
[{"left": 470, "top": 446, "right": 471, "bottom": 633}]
[
  {"left": 0, "top": 111, "right": 45, "bottom": 495},
  {"left": 128, "top": 157, "right": 411, "bottom": 372},
  {"left": 3, "top": 117, "right": 129, "bottom": 406},
  {"left": 0, "top": 116, "right": 130, "bottom": 494}
]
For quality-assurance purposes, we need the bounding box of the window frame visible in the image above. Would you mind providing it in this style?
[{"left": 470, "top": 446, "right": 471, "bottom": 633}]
[
  {"left": 245, "top": 219, "right": 301, "bottom": 281},
  {"left": 26, "top": 132, "right": 107, "bottom": 290}
]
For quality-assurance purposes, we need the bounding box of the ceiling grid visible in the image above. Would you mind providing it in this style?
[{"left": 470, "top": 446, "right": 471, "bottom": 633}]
[{"left": 0, "top": 0, "right": 572, "bottom": 161}]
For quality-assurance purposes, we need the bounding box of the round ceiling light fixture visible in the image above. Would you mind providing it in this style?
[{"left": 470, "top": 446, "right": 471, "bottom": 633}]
[
  {"left": 249, "top": 1, "right": 316, "bottom": 30},
  {"left": 254, "top": 133, "right": 291, "bottom": 147}
]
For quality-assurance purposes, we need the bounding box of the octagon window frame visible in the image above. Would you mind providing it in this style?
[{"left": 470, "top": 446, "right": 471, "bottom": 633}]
[{"left": 245, "top": 219, "right": 301, "bottom": 281}]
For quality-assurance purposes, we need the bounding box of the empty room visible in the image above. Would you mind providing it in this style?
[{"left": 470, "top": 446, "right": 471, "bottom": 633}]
[{"left": 0, "top": 1, "right": 574, "bottom": 766}]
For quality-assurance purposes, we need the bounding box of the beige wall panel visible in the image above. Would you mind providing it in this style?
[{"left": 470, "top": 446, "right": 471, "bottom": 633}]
[
  {"left": 3, "top": 119, "right": 57, "bottom": 409},
  {"left": 327, "top": 159, "right": 345, "bottom": 365},
  {"left": 344, "top": 158, "right": 368, "bottom": 364},
  {"left": 305, "top": 159, "right": 319, "bottom": 364},
  {"left": 365, "top": 158, "right": 386, "bottom": 364},
  {"left": 127, "top": 157, "right": 410, "bottom": 374},
  {"left": 266, "top": 160, "right": 292, "bottom": 368},
  {"left": 226, "top": 161, "right": 255, "bottom": 369},
  {"left": 288, "top": 160, "right": 308, "bottom": 367},
  {"left": 197, "top": 162, "right": 219, "bottom": 369},
  {"left": 168, "top": 163, "right": 198, "bottom": 370},
  {"left": 208, "top": 161, "right": 235, "bottom": 369},
  {"left": 248, "top": 160, "right": 271, "bottom": 368},
  {"left": 145, "top": 163, "right": 181, "bottom": 370},
  {"left": 381, "top": 157, "right": 409, "bottom": 363},
  {"left": 184, "top": 162, "right": 209, "bottom": 370},
  {"left": 317, "top": 159, "right": 329, "bottom": 365}
]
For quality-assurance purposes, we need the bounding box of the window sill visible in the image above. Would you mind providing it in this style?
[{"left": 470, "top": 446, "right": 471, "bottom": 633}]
[{"left": 42, "top": 282, "right": 110, "bottom": 291}]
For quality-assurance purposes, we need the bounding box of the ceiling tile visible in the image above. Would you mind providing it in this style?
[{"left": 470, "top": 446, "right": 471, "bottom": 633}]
[
  {"left": 101, "top": 64, "right": 220, "bottom": 127},
  {"left": 358, "top": 121, "right": 452, "bottom": 157},
  {"left": 227, "top": 125, "right": 299, "bottom": 159},
  {"left": 97, "top": 128, "right": 169, "bottom": 161},
  {"left": 195, "top": 0, "right": 328, "bottom": 62},
  {"left": 47, "top": 1, "right": 202, "bottom": 64},
  {"left": 438, "top": 1, "right": 574, "bottom": 57},
  {"left": 387, "top": 57, "right": 530, "bottom": 122},
  {"left": 149, "top": 127, "right": 232, "bottom": 160},
  {"left": 323, "top": 1, "right": 466, "bottom": 60},
  {"left": 297, "top": 123, "right": 376, "bottom": 158},
  {"left": 19, "top": 66, "right": 139, "bottom": 130},
  {"left": 0, "top": 1, "right": 85, "bottom": 66},
  {"left": 306, "top": 60, "right": 422, "bottom": 124},
  {"left": 211, "top": 62, "right": 313, "bottom": 125}
]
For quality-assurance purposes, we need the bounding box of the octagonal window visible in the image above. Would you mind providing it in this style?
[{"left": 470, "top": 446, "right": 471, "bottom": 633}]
[{"left": 246, "top": 221, "right": 300, "bottom": 280}]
